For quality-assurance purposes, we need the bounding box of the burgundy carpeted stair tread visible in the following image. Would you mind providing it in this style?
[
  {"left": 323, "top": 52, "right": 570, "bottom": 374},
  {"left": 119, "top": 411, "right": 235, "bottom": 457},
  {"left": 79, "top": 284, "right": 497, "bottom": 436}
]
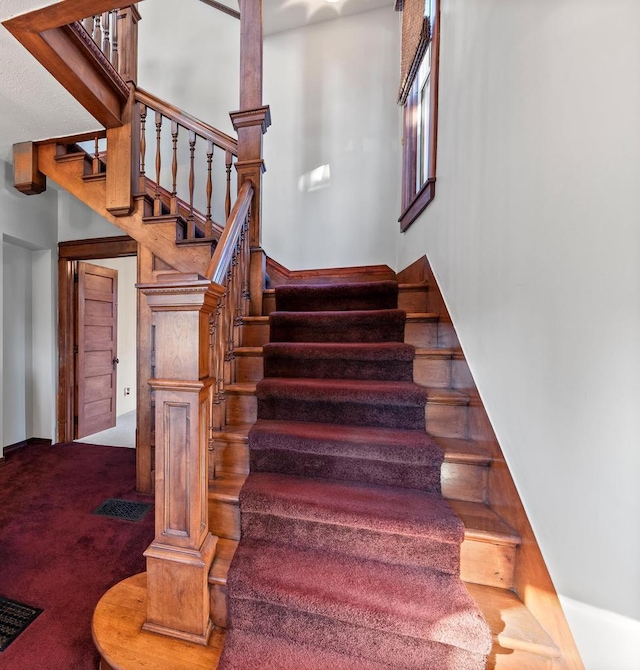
[
  {"left": 270, "top": 309, "right": 406, "bottom": 343},
  {"left": 239, "top": 472, "right": 462, "bottom": 572},
  {"left": 256, "top": 377, "right": 428, "bottom": 429},
  {"left": 275, "top": 280, "right": 398, "bottom": 312},
  {"left": 263, "top": 341, "right": 415, "bottom": 381},
  {"left": 219, "top": 629, "right": 398, "bottom": 670},
  {"left": 249, "top": 418, "right": 443, "bottom": 490},
  {"left": 226, "top": 539, "right": 492, "bottom": 657}
]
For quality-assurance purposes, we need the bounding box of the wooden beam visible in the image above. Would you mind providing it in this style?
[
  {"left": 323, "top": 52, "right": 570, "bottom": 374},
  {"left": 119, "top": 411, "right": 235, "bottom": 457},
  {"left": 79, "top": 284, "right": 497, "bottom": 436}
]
[{"left": 13, "top": 142, "right": 46, "bottom": 195}]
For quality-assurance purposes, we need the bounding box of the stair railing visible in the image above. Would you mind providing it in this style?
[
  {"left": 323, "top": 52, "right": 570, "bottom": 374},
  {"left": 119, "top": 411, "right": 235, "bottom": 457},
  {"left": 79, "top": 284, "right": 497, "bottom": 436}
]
[{"left": 134, "top": 89, "right": 238, "bottom": 239}]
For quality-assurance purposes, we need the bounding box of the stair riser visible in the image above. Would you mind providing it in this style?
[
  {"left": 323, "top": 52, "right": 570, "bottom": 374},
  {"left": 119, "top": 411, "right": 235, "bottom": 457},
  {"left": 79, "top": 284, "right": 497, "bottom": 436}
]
[
  {"left": 262, "top": 292, "right": 276, "bottom": 315},
  {"left": 226, "top": 599, "right": 488, "bottom": 670},
  {"left": 460, "top": 539, "right": 516, "bottom": 590},
  {"left": 250, "top": 450, "right": 442, "bottom": 492},
  {"left": 226, "top": 394, "right": 257, "bottom": 425},
  {"left": 452, "top": 356, "right": 474, "bottom": 389},
  {"left": 241, "top": 513, "right": 460, "bottom": 573},
  {"left": 270, "top": 321, "right": 405, "bottom": 344},
  {"left": 441, "top": 462, "right": 488, "bottom": 503},
  {"left": 397, "top": 288, "right": 429, "bottom": 313},
  {"left": 241, "top": 322, "right": 270, "bottom": 347},
  {"left": 258, "top": 398, "right": 425, "bottom": 431},
  {"left": 210, "top": 583, "right": 228, "bottom": 628},
  {"left": 264, "top": 358, "right": 413, "bottom": 382},
  {"left": 413, "top": 357, "right": 452, "bottom": 388},
  {"left": 426, "top": 404, "right": 468, "bottom": 439},
  {"left": 209, "top": 497, "right": 241, "bottom": 541},
  {"left": 212, "top": 438, "right": 250, "bottom": 477},
  {"left": 235, "top": 356, "right": 263, "bottom": 383},
  {"left": 404, "top": 321, "right": 438, "bottom": 348}
]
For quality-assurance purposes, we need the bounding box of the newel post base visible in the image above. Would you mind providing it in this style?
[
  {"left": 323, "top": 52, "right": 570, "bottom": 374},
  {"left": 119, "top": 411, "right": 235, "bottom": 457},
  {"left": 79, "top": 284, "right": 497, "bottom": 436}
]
[{"left": 138, "top": 272, "right": 224, "bottom": 644}]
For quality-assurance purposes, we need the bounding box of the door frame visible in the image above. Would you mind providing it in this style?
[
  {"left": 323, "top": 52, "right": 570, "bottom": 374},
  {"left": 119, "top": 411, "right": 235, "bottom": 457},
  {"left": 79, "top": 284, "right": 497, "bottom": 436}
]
[{"left": 58, "top": 235, "right": 137, "bottom": 444}]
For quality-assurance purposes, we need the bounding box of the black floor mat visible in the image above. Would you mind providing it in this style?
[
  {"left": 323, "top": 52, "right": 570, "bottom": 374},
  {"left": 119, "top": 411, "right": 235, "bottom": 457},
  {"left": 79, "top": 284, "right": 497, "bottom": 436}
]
[
  {"left": 0, "top": 597, "right": 42, "bottom": 651},
  {"left": 92, "top": 498, "right": 152, "bottom": 522}
]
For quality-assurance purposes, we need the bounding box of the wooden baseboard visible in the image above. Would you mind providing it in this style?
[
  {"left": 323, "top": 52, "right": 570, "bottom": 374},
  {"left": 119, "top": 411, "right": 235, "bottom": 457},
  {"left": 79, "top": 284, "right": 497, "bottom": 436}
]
[
  {"left": 398, "top": 255, "right": 583, "bottom": 669},
  {"left": 3, "top": 437, "right": 53, "bottom": 457}
]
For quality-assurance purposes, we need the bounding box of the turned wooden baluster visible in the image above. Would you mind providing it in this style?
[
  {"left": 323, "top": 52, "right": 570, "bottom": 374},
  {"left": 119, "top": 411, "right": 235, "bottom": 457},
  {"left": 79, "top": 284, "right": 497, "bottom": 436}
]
[
  {"left": 93, "top": 136, "right": 100, "bottom": 175},
  {"left": 187, "top": 130, "right": 196, "bottom": 239},
  {"left": 154, "top": 111, "right": 162, "bottom": 216},
  {"left": 170, "top": 120, "right": 179, "bottom": 216},
  {"left": 93, "top": 14, "right": 102, "bottom": 50},
  {"left": 139, "top": 104, "right": 147, "bottom": 194},
  {"left": 225, "top": 151, "right": 232, "bottom": 221},
  {"left": 242, "top": 216, "right": 251, "bottom": 310},
  {"left": 111, "top": 9, "right": 119, "bottom": 72},
  {"left": 102, "top": 12, "right": 111, "bottom": 62},
  {"left": 205, "top": 140, "right": 214, "bottom": 237}
]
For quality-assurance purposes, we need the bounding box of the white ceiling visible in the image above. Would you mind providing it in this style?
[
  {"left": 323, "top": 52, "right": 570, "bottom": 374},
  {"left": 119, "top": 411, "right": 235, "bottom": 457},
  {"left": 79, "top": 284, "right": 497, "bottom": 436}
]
[{"left": 0, "top": 0, "right": 393, "bottom": 162}]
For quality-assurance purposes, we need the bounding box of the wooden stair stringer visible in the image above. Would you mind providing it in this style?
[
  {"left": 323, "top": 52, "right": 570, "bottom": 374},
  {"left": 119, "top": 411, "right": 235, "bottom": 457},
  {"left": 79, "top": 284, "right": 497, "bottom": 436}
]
[
  {"left": 36, "top": 142, "right": 211, "bottom": 275},
  {"left": 397, "top": 256, "right": 584, "bottom": 670}
]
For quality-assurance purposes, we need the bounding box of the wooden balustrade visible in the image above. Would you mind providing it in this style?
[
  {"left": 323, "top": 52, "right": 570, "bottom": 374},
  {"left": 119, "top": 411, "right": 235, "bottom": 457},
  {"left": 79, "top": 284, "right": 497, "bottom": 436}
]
[
  {"left": 134, "top": 89, "right": 238, "bottom": 240},
  {"left": 79, "top": 6, "right": 139, "bottom": 84}
]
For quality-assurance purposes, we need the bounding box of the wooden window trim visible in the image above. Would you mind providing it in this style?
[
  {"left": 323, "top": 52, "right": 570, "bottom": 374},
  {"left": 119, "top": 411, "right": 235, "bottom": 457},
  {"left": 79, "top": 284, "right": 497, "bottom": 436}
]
[{"left": 399, "top": 0, "right": 441, "bottom": 232}]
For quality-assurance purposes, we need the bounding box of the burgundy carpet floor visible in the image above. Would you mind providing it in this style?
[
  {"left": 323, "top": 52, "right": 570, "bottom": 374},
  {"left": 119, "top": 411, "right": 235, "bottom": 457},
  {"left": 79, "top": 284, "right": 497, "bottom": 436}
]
[
  {"left": 0, "top": 442, "right": 154, "bottom": 670},
  {"left": 219, "top": 280, "right": 492, "bottom": 669}
]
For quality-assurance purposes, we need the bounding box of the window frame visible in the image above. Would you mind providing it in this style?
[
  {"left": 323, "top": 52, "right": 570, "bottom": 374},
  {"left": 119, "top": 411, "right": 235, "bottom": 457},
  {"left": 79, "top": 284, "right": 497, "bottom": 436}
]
[{"left": 399, "top": 0, "right": 441, "bottom": 232}]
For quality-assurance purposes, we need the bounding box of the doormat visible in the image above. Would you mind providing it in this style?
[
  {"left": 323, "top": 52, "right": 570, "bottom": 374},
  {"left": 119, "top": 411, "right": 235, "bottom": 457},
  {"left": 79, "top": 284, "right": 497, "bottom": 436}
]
[
  {"left": 92, "top": 498, "right": 152, "bottom": 522},
  {"left": 0, "top": 597, "right": 42, "bottom": 651}
]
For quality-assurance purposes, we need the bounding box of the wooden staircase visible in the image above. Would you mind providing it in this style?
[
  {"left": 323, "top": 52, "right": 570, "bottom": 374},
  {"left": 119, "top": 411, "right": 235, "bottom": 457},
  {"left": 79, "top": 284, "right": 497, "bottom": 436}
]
[
  {"left": 4, "top": 1, "right": 582, "bottom": 668},
  {"left": 207, "top": 265, "right": 580, "bottom": 669}
]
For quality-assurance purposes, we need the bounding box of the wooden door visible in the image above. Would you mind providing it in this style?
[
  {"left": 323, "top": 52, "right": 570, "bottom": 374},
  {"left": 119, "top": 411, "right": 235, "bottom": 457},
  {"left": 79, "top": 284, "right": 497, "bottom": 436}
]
[{"left": 76, "top": 262, "right": 118, "bottom": 438}]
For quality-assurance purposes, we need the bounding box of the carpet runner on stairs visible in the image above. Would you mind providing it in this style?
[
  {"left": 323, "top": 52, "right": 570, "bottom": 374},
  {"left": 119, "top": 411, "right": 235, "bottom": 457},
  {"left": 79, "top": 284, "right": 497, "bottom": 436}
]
[{"left": 218, "top": 280, "right": 492, "bottom": 669}]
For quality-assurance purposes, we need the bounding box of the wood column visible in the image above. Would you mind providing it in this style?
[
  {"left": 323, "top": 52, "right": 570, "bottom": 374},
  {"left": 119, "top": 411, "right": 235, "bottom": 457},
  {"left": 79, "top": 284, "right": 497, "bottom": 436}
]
[
  {"left": 232, "top": 0, "right": 270, "bottom": 316},
  {"left": 139, "top": 272, "right": 223, "bottom": 644}
]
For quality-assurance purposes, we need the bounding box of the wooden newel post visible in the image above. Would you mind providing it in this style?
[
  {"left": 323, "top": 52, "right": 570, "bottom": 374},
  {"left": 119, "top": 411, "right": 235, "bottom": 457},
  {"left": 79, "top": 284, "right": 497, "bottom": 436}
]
[
  {"left": 231, "top": 0, "right": 270, "bottom": 316},
  {"left": 138, "top": 272, "right": 223, "bottom": 644}
]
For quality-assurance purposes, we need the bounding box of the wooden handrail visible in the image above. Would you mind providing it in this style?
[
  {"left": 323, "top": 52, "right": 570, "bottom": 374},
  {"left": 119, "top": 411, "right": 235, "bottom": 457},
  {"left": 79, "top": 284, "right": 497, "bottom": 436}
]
[
  {"left": 198, "top": 0, "right": 240, "bottom": 20},
  {"left": 206, "top": 180, "right": 253, "bottom": 282},
  {"left": 135, "top": 88, "right": 238, "bottom": 156}
]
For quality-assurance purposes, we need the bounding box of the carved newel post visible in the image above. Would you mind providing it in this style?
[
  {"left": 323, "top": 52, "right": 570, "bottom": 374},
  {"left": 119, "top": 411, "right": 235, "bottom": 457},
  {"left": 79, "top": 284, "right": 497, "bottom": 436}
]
[{"left": 139, "top": 272, "right": 223, "bottom": 644}]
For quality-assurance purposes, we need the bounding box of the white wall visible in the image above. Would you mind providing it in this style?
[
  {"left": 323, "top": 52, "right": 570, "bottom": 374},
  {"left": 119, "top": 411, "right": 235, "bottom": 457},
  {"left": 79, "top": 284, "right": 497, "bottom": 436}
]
[
  {"left": 0, "top": 160, "right": 58, "bottom": 458},
  {"left": 57, "top": 190, "right": 125, "bottom": 242},
  {"left": 395, "top": 0, "right": 640, "bottom": 660},
  {"left": 89, "top": 257, "right": 137, "bottom": 417},
  {"left": 138, "top": 0, "right": 240, "bottom": 137},
  {"left": 262, "top": 7, "right": 401, "bottom": 271}
]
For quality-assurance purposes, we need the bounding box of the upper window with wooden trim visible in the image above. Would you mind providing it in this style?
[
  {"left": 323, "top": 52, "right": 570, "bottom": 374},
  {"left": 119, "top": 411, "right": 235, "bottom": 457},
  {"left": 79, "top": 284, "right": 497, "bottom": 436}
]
[{"left": 397, "top": 0, "right": 440, "bottom": 232}]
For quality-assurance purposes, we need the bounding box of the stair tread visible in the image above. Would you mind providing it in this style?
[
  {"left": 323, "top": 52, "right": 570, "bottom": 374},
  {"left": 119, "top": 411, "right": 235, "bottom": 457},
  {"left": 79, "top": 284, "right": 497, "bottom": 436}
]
[
  {"left": 228, "top": 539, "right": 492, "bottom": 654},
  {"left": 234, "top": 347, "right": 263, "bottom": 356},
  {"left": 406, "top": 312, "right": 440, "bottom": 321},
  {"left": 241, "top": 472, "right": 463, "bottom": 543},
  {"left": 466, "top": 583, "right": 561, "bottom": 658},
  {"left": 414, "top": 347, "right": 457, "bottom": 359},
  {"left": 215, "top": 423, "right": 252, "bottom": 441},
  {"left": 251, "top": 419, "right": 440, "bottom": 462},
  {"left": 437, "top": 437, "right": 492, "bottom": 464},
  {"left": 226, "top": 382, "right": 257, "bottom": 394},
  {"left": 449, "top": 500, "right": 520, "bottom": 545},
  {"left": 209, "top": 538, "right": 238, "bottom": 585},
  {"left": 209, "top": 473, "right": 247, "bottom": 502},
  {"left": 424, "top": 387, "right": 470, "bottom": 405}
]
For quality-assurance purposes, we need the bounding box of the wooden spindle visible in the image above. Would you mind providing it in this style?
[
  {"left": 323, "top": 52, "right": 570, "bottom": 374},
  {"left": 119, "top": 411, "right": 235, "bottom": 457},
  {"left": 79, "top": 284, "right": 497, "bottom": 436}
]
[
  {"left": 187, "top": 130, "right": 196, "bottom": 239},
  {"left": 225, "top": 151, "right": 232, "bottom": 221},
  {"left": 93, "top": 14, "right": 102, "bottom": 49},
  {"left": 170, "top": 120, "right": 179, "bottom": 216},
  {"left": 102, "top": 12, "right": 111, "bottom": 61},
  {"left": 111, "top": 9, "right": 119, "bottom": 71},
  {"left": 93, "top": 136, "right": 100, "bottom": 175},
  {"left": 205, "top": 140, "right": 214, "bottom": 237},
  {"left": 154, "top": 111, "right": 162, "bottom": 217},
  {"left": 139, "top": 104, "right": 147, "bottom": 194}
]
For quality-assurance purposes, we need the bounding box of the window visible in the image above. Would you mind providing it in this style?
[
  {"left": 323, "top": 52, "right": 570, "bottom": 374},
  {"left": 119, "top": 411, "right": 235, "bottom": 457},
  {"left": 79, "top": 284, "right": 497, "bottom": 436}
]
[{"left": 398, "top": 0, "right": 440, "bottom": 232}]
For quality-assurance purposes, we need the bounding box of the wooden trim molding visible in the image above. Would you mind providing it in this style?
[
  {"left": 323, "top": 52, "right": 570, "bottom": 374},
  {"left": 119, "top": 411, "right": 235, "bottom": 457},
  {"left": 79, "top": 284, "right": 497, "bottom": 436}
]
[
  {"left": 198, "top": 0, "right": 241, "bottom": 21},
  {"left": 398, "top": 0, "right": 441, "bottom": 232},
  {"left": 397, "top": 255, "right": 584, "bottom": 669},
  {"left": 57, "top": 236, "right": 136, "bottom": 446}
]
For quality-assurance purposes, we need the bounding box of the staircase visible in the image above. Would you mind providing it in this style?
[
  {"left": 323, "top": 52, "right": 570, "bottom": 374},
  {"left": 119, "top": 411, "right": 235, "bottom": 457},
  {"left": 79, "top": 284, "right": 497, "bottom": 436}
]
[
  {"left": 209, "top": 267, "right": 573, "bottom": 669},
  {"left": 4, "top": 2, "right": 583, "bottom": 668}
]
